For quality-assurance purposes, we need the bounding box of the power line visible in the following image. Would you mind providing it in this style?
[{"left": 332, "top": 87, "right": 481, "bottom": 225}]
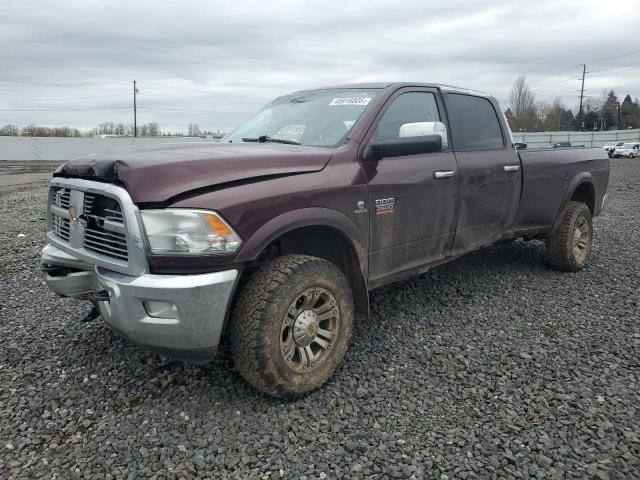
[
  {"left": 585, "top": 49, "right": 640, "bottom": 64},
  {"left": 587, "top": 60, "right": 640, "bottom": 74},
  {"left": 0, "top": 81, "right": 130, "bottom": 88},
  {"left": 534, "top": 77, "right": 579, "bottom": 94},
  {"left": 139, "top": 107, "right": 255, "bottom": 114},
  {"left": 531, "top": 59, "right": 640, "bottom": 101},
  {"left": 0, "top": 106, "right": 131, "bottom": 112},
  {"left": 587, "top": 65, "right": 640, "bottom": 79},
  {"left": 523, "top": 51, "right": 640, "bottom": 96},
  {"left": 142, "top": 83, "right": 223, "bottom": 95},
  {"left": 0, "top": 93, "right": 130, "bottom": 101},
  {"left": 529, "top": 65, "right": 580, "bottom": 86},
  {"left": 0, "top": 104, "right": 255, "bottom": 115}
]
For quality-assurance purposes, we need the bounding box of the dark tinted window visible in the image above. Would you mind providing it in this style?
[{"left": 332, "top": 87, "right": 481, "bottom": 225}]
[
  {"left": 447, "top": 94, "right": 504, "bottom": 150},
  {"left": 375, "top": 92, "right": 441, "bottom": 142}
]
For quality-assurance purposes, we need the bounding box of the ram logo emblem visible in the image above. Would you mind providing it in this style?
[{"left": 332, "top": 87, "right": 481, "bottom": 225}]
[
  {"left": 68, "top": 206, "right": 78, "bottom": 222},
  {"left": 375, "top": 198, "right": 395, "bottom": 216}
]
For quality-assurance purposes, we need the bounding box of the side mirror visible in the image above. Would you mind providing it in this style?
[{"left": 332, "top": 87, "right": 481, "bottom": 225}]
[
  {"left": 399, "top": 121, "right": 448, "bottom": 149},
  {"left": 364, "top": 134, "right": 443, "bottom": 161}
]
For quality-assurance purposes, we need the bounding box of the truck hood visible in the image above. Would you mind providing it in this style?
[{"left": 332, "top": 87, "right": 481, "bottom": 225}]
[{"left": 55, "top": 142, "right": 332, "bottom": 203}]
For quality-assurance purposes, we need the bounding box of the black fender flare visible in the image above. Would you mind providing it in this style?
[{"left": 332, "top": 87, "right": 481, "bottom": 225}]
[
  {"left": 236, "top": 207, "right": 368, "bottom": 281},
  {"left": 551, "top": 173, "right": 595, "bottom": 233}
]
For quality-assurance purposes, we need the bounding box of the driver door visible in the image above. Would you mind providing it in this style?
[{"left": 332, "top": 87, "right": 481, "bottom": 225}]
[{"left": 363, "top": 88, "right": 459, "bottom": 284}]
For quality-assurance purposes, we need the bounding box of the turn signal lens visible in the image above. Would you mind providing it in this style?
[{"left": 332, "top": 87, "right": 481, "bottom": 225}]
[{"left": 205, "top": 213, "right": 234, "bottom": 236}]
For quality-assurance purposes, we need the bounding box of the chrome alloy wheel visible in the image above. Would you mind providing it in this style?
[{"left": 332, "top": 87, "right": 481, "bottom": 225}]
[
  {"left": 280, "top": 287, "right": 339, "bottom": 372},
  {"left": 573, "top": 216, "right": 590, "bottom": 262}
]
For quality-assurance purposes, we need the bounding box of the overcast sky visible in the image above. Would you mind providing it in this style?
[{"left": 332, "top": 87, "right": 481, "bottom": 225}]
[{"left": 1, "top": 0, "right": 639, "bottom": 133}]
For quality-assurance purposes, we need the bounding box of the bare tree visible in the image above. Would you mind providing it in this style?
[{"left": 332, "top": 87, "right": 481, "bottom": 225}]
[
  {"left": 21, "top": 124, "right": 52, "bottom": 136},
  {"left": 536, "top": 100, "right": 550, "bottom": 126},
  {"left": 98, "top": 122, "right": 115, "bottom": 135},
  {"left": 540, "top": 98, "right": 573, "bottom": 131},
  {"left": 0, "top": 124, "right": 19, "bottom": 136},
  {"left": 583, "top": 97, "right": 600, "bottom": 114},
  {"left": 509, "top": 76, "right": 537, "bottom": 131},
  {"left": 52, "top": 126, "right": 72, "bottom": 137}
]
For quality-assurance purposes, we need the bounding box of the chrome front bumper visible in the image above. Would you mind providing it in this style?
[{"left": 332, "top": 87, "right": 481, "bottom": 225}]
[{"left": 41, "top": 244, "right": 238, "bottom": 363}]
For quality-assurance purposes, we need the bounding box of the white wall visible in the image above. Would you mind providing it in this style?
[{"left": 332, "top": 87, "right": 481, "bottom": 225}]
[
  {"left": 0, "top": 136, "right": 217, "bottom": 161},
  {"left": 512, "top": 128, "right": 640, "bottom": 149},
  {"left": 2, "top": 129, "right": 639, "bottom": 159}
]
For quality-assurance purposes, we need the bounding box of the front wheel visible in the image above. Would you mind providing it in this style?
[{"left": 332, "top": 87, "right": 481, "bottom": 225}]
[
  {"left": 629, "top": 153, "right": 635, "bottom": 159},
  {"left": 229, "top": 254, "right": 354, "bottom": 398},
  {"left": 545, "top": 201, "right": 593, "bottom": 271}
]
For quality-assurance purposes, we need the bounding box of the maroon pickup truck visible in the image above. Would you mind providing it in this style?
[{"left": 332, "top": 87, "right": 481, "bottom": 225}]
[{"left": 41, "top": 82, "right": 609, "bottom": 398}]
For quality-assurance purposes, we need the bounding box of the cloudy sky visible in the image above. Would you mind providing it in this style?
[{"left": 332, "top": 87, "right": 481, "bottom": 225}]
[{"left": 1, "top": 0, "right": 639, "bottom": 133}]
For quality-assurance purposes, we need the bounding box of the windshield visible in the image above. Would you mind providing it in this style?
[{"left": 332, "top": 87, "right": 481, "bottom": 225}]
[{"left": 223, "top": 88, "right": 381, "bottom": 147}]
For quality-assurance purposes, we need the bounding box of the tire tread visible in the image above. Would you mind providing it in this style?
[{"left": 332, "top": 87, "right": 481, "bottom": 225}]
[
  {"left": 545, "top": 201, "right": 592, "bottom": 272},
  {"left": 229, "top": 254, "right": 353, "bottom": 398}
]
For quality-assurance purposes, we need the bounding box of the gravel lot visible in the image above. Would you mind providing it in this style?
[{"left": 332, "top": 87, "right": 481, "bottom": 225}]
[{"left": 1, "top": 159, "right": 639, "bottom": 479}]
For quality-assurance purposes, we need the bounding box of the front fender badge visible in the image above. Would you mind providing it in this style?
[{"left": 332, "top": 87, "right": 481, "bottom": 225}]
[{"left": 354, "top": 200, "right": 367, "bottom": 214}]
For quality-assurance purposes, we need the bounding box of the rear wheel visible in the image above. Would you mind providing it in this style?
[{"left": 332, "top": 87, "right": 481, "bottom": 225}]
[
  {"left": 229, "top": 254, "right": 354, "bottom": 398},
  {"left": 629, "top": 153, "right": 635, "bottom": 159},
  {"left": 545, "top": 201, "right": 593, "bottom": 271}
]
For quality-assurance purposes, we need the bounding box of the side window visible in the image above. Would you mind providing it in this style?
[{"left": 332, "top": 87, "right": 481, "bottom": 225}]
[
  {"left": 447, "top": 94, "right": 504, "bottom": 150},
  {"left": 375, "top": 92, "right": 445, "bottom": 145}
]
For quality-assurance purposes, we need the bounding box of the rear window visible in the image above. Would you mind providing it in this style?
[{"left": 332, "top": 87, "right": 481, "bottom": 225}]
[{"left": 447, "top": 94, "right": 504, "bottom": 150}]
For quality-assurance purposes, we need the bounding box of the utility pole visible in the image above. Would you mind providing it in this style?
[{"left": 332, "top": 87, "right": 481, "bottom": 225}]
[
  {"left": 133, "top": 80, "right": 138, "bottom": 138},
  {"left": 617, "top": 101, "right": 621, "bottom": 130},
  {"left": 577, "top": 64, "right": 586, "bottom": 132}
]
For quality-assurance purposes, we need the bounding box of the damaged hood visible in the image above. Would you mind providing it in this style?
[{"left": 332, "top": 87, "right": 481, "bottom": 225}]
[{"left": 55, "top": 142, "right": 333, "bottom": 203}]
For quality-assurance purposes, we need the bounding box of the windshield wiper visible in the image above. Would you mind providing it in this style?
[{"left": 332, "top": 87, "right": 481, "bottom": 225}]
[{"left": 242, "top": 135, "right": 301, "bottom": 145}]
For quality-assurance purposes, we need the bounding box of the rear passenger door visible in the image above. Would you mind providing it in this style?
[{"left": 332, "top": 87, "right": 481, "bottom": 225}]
[{"left": 445, "top": 93, "right": 522, "bottom": 254}]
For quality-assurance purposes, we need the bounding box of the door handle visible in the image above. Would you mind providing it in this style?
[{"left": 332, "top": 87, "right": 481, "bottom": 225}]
[
  {"left": 503, "top": 165, "right": 521, "bottom": 172},
  {"left": 434, "top": 170, "right": 456, "bottom": 179}
]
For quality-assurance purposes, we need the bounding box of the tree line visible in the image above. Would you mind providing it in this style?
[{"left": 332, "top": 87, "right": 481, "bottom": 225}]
[
  {"left": 0, "top": 122, "right": 165, "bottom": 137},
  {"left": 506, "top": 76, "right": 640, "bottom": 132},
  {"left": 0, "top": 122, "right": 224, "bottom": 138},
  {"left": 0, "top": 124, "right": 83, "bottom": 137}
]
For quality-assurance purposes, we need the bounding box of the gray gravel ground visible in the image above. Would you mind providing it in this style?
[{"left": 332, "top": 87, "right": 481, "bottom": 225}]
[{"left": 1, "top": 159, "right": 639, "bottom": 479}]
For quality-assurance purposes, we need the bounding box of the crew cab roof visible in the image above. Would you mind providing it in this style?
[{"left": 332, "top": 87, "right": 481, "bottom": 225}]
[{"left": 295, "top": 82, "right": 491, "bottom": 98}]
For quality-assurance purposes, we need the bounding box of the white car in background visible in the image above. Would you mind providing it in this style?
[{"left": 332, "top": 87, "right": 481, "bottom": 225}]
[
  {"left": 603, "top": 141, "right": 624, "bottom": 157},
  {"left": 613, "top": 142, "right": 640, "bottom": 158}
]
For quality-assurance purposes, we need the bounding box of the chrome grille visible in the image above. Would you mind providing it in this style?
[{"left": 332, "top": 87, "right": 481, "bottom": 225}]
[
  {"left": 47, "top": 178, "right": 146, "bottom": 276},
  {"left": 82, "top": 193, "right": 128, "bottom": 261},
  {"left": 47, "top": 187, "right": 129, "bottom": 263},
  {"left": 51, "top": 188, "right": 71, "bottom": 240}
]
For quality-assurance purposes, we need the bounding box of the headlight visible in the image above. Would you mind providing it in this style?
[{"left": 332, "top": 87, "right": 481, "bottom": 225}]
[{"left": 139, "top": 209, "right": 242, "bottom": 255}]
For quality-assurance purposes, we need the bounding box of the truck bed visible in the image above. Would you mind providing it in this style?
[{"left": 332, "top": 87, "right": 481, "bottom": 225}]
[{"left": 510, "top": 147, "right": 609, "bottom": 238}]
